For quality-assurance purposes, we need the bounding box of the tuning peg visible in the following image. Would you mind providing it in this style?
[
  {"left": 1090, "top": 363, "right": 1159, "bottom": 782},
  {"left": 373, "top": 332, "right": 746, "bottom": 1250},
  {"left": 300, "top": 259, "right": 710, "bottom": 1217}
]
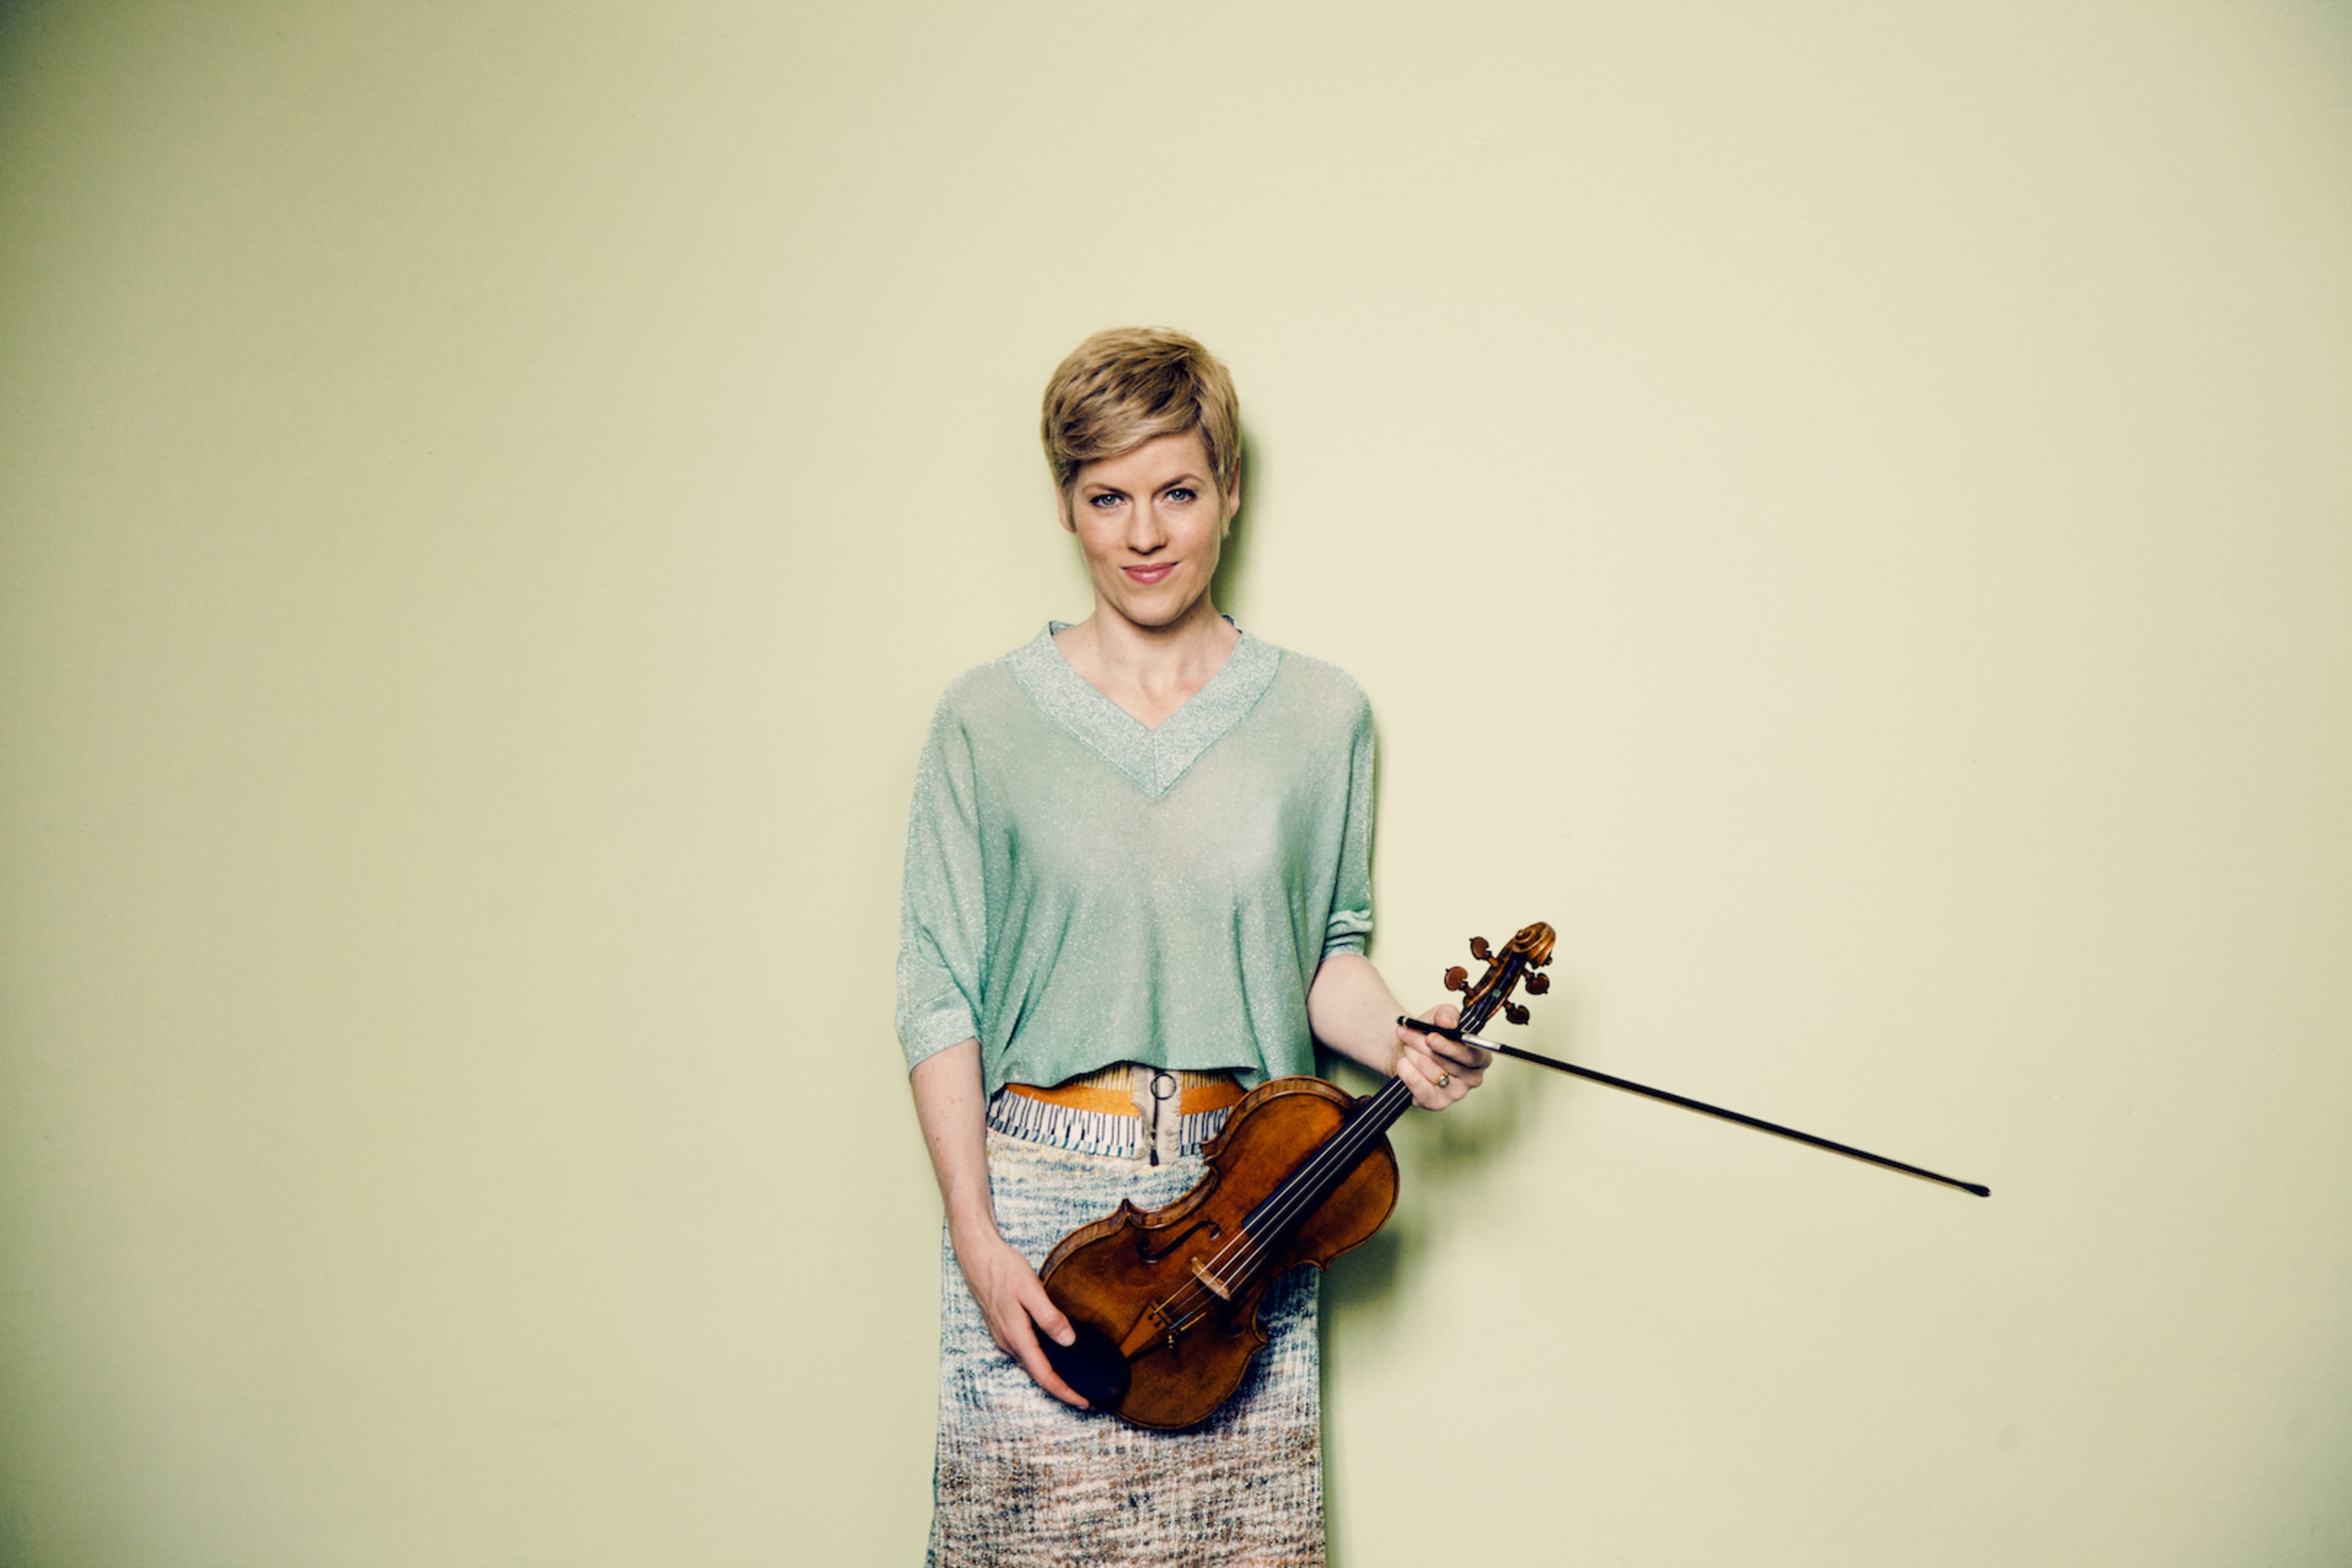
[
  {"left": 1469, "top": 936, "right": 1491, "bottom": 960},
  {"left": 1443, "top": 965, "right": 1469, "bottom": 994},
  {"left": 1525, "top": 973, "right": 1550, "bottom": 995},
  {"left": 1504, "top": 1001, "right": 1530, "bottom": 1025}
]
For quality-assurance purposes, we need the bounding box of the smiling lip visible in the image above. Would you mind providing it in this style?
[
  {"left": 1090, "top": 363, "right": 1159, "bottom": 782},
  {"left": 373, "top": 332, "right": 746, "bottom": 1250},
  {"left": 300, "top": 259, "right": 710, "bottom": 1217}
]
[{"left": 1122, "top": 563, "right": 1178, "bottom": 585}]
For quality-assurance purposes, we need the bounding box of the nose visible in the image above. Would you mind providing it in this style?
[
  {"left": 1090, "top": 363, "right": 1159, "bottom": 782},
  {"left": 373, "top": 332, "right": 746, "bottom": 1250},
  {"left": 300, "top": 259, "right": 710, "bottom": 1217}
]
[{"left": 1126, "top": 496, "right": 1168, "bottom": 554}]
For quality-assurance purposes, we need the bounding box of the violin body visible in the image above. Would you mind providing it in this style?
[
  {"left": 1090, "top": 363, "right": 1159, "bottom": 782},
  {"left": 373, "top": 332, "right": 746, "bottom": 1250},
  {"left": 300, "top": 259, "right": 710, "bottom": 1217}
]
[
  {"left": 1034, "top": 921, "right": 1553, "bottom": 1431},
  {"left": 1039, "top": 1075, "right": 1398, "bottom": 1430}
]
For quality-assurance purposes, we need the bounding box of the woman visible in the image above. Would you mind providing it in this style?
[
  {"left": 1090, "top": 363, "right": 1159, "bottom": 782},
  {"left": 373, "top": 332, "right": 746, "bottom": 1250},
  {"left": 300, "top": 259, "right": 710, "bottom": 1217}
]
[{"left": 897, "top": 328, "right": 1488, "bottom": 1566}]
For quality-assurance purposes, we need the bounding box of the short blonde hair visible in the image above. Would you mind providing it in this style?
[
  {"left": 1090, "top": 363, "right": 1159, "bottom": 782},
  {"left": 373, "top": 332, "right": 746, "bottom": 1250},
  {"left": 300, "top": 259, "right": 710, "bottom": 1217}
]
[{"left": 1040, "top": 328, "right": 1241, "bottom": 498}]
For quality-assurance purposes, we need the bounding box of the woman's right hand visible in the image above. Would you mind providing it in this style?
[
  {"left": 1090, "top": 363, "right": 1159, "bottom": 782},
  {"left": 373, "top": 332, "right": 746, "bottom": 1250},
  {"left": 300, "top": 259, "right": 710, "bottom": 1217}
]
[
  {"left": 910, "top": 1042, "right": 1089, "bottom": 1410},
  {"left": 952, "top": 1223, "right": 1090, "bottom": 1409}
]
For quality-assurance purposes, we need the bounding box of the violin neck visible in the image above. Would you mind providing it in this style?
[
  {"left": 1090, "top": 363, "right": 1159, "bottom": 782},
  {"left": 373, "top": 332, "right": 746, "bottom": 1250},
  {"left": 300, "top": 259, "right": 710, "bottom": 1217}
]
[
  {"left": 1353, "top": 1075, "right": 1419, "bottom": 1139},
  {"left": 1238, "top": 1076, "right": 1410, "bottom": 1244}
]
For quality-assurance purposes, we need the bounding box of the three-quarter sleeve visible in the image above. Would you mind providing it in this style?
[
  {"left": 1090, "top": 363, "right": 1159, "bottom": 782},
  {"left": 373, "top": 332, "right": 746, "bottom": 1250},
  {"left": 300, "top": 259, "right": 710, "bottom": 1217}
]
[
  {"left": 1321, "top": 694, "right": 1376, "bottom": 959},
  {"left": 894, "top": 696, "right": 988, "bottom": 1072}
]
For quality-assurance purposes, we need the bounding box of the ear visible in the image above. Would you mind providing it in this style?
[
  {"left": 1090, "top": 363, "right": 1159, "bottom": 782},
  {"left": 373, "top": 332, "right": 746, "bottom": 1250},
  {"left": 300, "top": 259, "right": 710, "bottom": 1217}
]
[
  {"left": 1057, "top": 485, "right": 1076, "bottom": 533},
  {"left": 1220, "top": 474, "right": 1243, "bottom": 537}
]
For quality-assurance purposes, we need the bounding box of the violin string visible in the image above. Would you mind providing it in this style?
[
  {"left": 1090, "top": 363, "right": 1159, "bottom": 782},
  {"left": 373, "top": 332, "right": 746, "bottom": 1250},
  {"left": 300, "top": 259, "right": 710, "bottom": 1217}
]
[
  {"left": 1220, "top": 985, "right": 1504, "bottom": 1273},
  {"left": 1148, "top": 1116, "right": 1360, "bottom": 1334},
  {"left": 1194, "top": 1081, "right": 1401, "bottom": 1289},
  {"left": 1210, "top": 1080, "right": 1406, "bottom": 1278},
  {"left": 1158, "top": 1073, "right": 1421, "bottom": 1334},
  {"left": 1145, "top": 1089, "right": 1402, "bottom": 1335},
  {"left": 1159, "top": 995, "right": 1499, "bottom": 1333},
  {"left": 1153, "top": 1111, "right": 1374, "bottom": 1330}
]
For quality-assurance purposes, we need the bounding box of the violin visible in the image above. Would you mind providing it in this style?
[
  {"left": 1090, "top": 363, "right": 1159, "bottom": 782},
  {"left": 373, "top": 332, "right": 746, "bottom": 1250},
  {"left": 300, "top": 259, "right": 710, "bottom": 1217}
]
[
  {"left": 1037, "top": 918, "right": 1988, "bottom": 1431},
  {"left": 1037, "top": 922, "right": 1558, "bottom": 1430}
]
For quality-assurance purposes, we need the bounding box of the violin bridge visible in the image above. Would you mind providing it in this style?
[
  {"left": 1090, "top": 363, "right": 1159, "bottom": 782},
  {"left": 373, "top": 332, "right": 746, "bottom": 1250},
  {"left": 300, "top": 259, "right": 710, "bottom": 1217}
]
[
  {"left": 1146, "top": 1296, "right": 1179, "bottom": 1351},
  {"left": 1187, "top": 1256, "right": 1233, "bottom": 1302}
]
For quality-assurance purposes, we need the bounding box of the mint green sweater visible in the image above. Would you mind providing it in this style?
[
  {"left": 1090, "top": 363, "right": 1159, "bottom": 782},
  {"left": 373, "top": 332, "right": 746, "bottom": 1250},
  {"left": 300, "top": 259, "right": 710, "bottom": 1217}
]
[{"left": 894, "top": 625, "right": 1376, "bottom": 1097}]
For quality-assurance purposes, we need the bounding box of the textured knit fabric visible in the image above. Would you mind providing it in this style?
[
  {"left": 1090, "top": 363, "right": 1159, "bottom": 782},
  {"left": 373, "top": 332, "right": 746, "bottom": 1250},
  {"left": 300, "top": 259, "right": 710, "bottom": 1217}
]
[
  {"left": 927, "top": 1131, "right": 1324, "bottom": 1568},
  {"left": 895, "top": 624, "right": 1376, "bottom": 1097}
]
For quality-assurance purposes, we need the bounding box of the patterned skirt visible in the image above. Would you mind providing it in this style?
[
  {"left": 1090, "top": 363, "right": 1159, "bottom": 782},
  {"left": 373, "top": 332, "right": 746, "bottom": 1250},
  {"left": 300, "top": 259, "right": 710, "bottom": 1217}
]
[{"left": 927, "top": 1126, "right": 1325, "bottom": 1566}]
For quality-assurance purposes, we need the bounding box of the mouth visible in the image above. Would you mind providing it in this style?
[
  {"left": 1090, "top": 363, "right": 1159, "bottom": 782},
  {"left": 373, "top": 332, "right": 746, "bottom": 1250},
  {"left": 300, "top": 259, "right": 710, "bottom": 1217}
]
[{"left": 1122, "top": 563, "right": 1178, "bottom": 585}]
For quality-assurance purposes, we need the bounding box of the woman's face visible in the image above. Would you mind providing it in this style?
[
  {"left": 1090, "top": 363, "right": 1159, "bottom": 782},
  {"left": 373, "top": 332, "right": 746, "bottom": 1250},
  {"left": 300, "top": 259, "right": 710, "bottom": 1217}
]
[{"left": 1063, "top": 431, "right": 1236, "bottom": 634}]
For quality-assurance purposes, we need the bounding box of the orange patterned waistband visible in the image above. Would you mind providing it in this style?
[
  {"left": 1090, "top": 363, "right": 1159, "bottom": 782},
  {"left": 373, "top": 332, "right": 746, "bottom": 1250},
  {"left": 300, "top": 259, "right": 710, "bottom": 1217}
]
[{"left": 1003, "top": 1063, "right": 1246, "bottom": 1119}]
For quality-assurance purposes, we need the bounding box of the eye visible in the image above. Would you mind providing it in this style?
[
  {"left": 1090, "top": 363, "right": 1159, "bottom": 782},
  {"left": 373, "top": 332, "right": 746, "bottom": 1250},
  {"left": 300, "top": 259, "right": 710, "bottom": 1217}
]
[
  {"left": 1164, "top": 486, "right": 1196, "bottom": 505},
  {"left": 1087, "top": 492, "right": 1123, "bottom": 510}
]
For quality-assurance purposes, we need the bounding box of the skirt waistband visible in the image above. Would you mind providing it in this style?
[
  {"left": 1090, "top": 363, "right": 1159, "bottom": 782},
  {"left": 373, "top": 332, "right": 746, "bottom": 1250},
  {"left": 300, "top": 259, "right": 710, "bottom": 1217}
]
[{"left": 989, "top": 1064, "right": 1244, "bottom": 1164}]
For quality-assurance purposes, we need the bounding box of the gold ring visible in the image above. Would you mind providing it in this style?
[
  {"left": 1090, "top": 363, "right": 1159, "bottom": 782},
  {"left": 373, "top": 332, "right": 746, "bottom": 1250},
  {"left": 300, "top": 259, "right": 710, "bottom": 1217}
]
[{"left": 1432, "top": 1069, "right": 1452, "bottom": 1089}]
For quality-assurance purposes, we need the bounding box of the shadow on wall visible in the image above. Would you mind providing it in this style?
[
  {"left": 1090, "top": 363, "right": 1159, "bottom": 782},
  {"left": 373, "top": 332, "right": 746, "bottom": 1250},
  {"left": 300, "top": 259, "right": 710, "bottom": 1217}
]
[
  {"left": 1318, "top": 973, "right": 1575, "bottom": 1568},
  {"left": 1208, "top": 419, "right": 1261, "bottom": 629}
]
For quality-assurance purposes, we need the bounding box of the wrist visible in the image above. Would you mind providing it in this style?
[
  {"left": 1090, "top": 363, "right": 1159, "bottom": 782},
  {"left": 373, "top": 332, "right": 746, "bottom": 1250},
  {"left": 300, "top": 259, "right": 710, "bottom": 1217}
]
[{"left": 946, "top": 1210, "right": 1004, "bottom": 1255}]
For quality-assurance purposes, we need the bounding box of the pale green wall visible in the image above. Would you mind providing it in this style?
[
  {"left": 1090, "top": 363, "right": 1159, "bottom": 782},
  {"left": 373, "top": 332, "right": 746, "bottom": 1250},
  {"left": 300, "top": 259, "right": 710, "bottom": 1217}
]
[{"left": 2, "top": 2, "right": 2347, "bottom": 1563}]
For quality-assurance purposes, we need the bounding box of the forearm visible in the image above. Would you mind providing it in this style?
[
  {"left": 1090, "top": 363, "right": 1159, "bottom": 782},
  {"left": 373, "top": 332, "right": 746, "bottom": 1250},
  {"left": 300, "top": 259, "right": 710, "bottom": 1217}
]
[
  {"left": 907, "top": 1036, "right": 1087, "bottom": 1403},
  {"left": 1305, "top": 952, "right": 1410, "bottom": 1075},
  {"left": 909, "top": 1038, "right": 998, "bottom": 1243}
]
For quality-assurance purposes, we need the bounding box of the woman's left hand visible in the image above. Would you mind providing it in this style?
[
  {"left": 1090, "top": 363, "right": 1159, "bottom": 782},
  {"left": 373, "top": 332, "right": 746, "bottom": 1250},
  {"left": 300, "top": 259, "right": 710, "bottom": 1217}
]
[{"left": 1395, "top": 1001, "right": 1485, "bottom": 1110}]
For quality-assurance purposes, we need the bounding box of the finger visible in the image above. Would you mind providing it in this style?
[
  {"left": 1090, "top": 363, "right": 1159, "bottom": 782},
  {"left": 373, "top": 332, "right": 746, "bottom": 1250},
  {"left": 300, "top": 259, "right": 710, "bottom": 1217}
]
[
  {"left": 1419, "top": 1044, "right": 1475, "bottom": 1105},
  {"left": 1396, "top": 1023, "right": 1476, "bottom": 1070},
  {"left": 1004, "top": 1310, "right": 1091, "bottom": 1410},
  {"left": 1429, "top": 1030, "right": 1489, "bottom": 1071},
  {"left": 1415, "top": 1002, "right": 1487, "bottom": 1070},
  {"left": 1019, "top": 1275, "right": 1076, "bottom": 1348},
  {"left": 1014, "top": 1277, "right": 1089, "bottom": 1406},
  {"left": 1427, "top": 1035, "right": 1483, "bottom": 1070},
  {"left": 986, "top": 1265, "right": 1089, "bottom": 1408},
  {"left": 1427, "top": 1052, "right": 1484, "bottom": 1085},
  {"left": 1397, "top": 1046, "right": 1449, "bottom": 1110}
]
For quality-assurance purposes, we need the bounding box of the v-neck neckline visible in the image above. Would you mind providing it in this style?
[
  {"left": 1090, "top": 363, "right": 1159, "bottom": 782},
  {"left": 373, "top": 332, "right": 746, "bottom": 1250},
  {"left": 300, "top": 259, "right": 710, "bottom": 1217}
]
[{"left": 1006, "top": 621, "right": 1281, "bottom": 800}]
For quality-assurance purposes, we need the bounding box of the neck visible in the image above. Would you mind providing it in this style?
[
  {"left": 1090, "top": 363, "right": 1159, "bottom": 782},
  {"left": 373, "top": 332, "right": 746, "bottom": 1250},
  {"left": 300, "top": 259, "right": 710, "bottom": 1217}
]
[
  {"left": 1055, "top": 598, "right": 1238, "bottom": 726},
  {"left": 1080, "top": 593, "right": 1230, "bottom": 673}
]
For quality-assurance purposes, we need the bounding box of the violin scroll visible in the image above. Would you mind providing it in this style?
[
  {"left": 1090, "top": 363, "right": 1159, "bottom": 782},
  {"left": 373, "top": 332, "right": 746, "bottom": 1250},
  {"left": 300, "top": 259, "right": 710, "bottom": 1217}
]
[{"left": 1444, "top": 920, "right": 1557, "bottom": 1035}]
